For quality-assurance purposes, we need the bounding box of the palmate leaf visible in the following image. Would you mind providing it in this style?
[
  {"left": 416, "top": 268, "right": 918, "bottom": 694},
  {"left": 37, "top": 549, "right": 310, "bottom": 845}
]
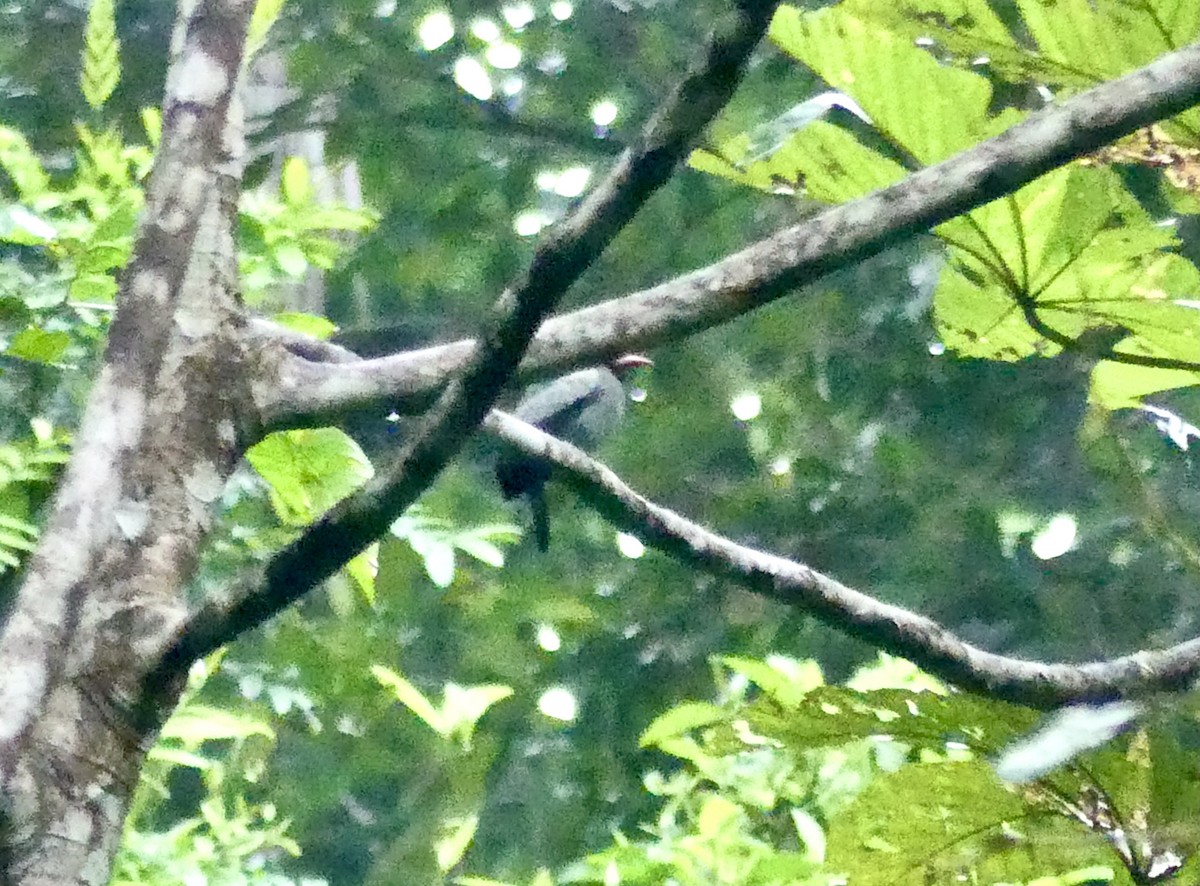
[
  {"left": 933, "top": 165, "right": 1200, "bottom": 406},
  {"left": 771, "top": 6, "right": 996, "bottom": 164},
  {"left": 823, "top": 761, "right": 1113, "bottom": 886},
  {"left": 702, "top": 5, "right": 1200, "bottom": 411}
]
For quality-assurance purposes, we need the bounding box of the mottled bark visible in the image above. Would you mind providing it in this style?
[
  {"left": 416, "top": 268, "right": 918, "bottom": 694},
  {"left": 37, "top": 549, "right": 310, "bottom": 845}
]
[{"left": 0, "top": 2, "right": 255, "bottom": 883}]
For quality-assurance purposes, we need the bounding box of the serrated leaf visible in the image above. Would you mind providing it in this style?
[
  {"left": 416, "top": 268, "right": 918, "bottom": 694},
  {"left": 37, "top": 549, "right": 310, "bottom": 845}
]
[
  {"left": 0, "top": 128, "right": 50, "bottom": 199},
  {"left": 81, "top": 0, "right": 121, "bottom": 110}
]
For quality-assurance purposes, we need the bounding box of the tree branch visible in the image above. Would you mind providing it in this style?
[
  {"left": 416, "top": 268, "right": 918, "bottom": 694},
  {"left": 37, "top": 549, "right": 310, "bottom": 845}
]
[
  {"left": 258, "top": 41, "right": 1200, "bottom": 430},
  {"left": 147, "top": 0, "right": 779, "bottom": 686},
  {"left": 483, "top": 410, "right": 1200, "bottom": 710}
]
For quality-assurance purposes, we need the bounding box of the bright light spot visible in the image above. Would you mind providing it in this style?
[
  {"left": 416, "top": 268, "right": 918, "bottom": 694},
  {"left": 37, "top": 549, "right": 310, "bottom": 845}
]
[
  {"left": 617, "top": 532, "right": 644, "bottom": 559},
  {"left": 555, "top": 166, "right": 591, "bottom": 197},
  {"left": 928, "top": 341, "right": 945, "bottom": 356},
  {"left": 915, "top": 35, "right": 935, "bottom": 47},
  {"left": 454, "top": 56, "right": 493, "bottom": 100},
  {"left": 731, "top": 391, "right": 762, "bottom": 421},
  {"left": 591, "top": 100, "right": 618, "bottom": 127},
  {"left": 375, "top": 0, "right": 396, "bottom": 17},
  {"left": 537, "top": 50, "right": 566, "bottom": 75},
  {"left": 502, "top": 75, "right": 524, "bottom": 96},
  {"left": 538, "top": 686, "right": 577, "bottom": 721},
  {"left": 536, "top": 624, "right": 562, "bottom": 652},
  {"left": 416, "top": 11, "right": 454, "bottom": 50},
  {"left": 486, "top": 41, "right": 522, "bottom": 68},
  {"left": 629, "top": 386, "right": 647, "bottom": 403},
  {"left": 470, "top": 17, "right": 501, "bottom": 42},
  {"left": 550, "top": 0, "right": 573, "bottom": 20},
  {"left": 535, "top": 170, "right": 559, "bottom": 191},
  {"left": 1031, "top": 514, "right": 1077, "bottom": 560},
  {"left": 514, "top": 210, "right": 545, "bottom": 236},
  {"left": 604, "top": 860, "right": 620, "bottom": 886},
  {"left": 770, "top": 456, "right": 791, "bottom": 475},
  {"left": 502, "top": 2, "right": 535, "bottom": 29}
]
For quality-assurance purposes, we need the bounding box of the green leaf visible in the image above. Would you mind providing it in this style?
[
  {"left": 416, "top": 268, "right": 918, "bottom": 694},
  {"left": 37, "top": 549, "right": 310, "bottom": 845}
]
[
  {"left": 271, "top": 311, "right": 338, "bottom": 340},
  {"left": 146, "top": 746, "right": 218, "bottom": 772},
  {"left": 824, "top": 761, "right": 1028, "bottom": 885},
  {"left": 1017, "top": 0, "right": 1194, "bottom": 82},
  {"left": 280, "top": 157, "right": 313, "bottom": 204},
  {"left": 246, "top": 428, "right": 373, "bottom": 525},
  {"left": 7, "top": 326, "right": 69, "bottom": 364},
  {"left": 69, "top": 273, "right": 119, "bottom": 303},
  {"left": 640, "top": 701, "right": 726, "bottom": 748},
  {"left": 436, "top": 813, "right": 480, "bottom": 873},
  {"left": 771, "top": 6, "right": 993, "bottom": 164},
  {"left": 719, "top": 654, "right": 822, "bottom": 708},
  {"left": 81, "top": 0, "right": 121, "bottom": 110},
  {"left": 345, "top": 544, "right": 378, "bottom": 606},
  {"left": 274, "top": 240, "right": 308, "bottom": 277},
  {"left": 933, "top": 165, "right": 1200, "bottom": 406},
  {"left": 372, "top": 665, "right": 446, "bottom": 736},
  {"left": 0, "top": 205, "right": 56, "bottom": 245},
  {"left": 303, "top": 205, "right": 378, "bottom": 232},
  {"left": 160, "top": 705, "right": 275, "bottom": 745},
  {"left": 246, "top": 0, "right": 287, "bottom": 61},
  {"left": 412, "top": 536, "right": 456, "bottom": 587},
  {"left": 443, "top": 683, "right": 514, "bottom": 746},
  {"left": 0, "top": 128, "right": 50, "bottom": 199},
  {"left": 791, "top": 807, "right": 826, "bottom": 863}
]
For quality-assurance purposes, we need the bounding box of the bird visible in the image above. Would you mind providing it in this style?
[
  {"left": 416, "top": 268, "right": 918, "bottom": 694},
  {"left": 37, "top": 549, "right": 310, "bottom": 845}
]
[{"left": 496, "top": 355, "right": 652, "bottom": 550}]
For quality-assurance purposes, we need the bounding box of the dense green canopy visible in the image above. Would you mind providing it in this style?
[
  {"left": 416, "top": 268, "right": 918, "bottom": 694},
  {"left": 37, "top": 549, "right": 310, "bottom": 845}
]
[{"left": 3, "top": 0, "right": 1200, "bottom": 884}]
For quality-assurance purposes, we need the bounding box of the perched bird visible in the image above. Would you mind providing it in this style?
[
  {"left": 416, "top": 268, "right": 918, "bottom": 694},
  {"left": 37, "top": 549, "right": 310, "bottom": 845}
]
[{"left": 497, "top": 355, "right": 652, "bottom": 550}]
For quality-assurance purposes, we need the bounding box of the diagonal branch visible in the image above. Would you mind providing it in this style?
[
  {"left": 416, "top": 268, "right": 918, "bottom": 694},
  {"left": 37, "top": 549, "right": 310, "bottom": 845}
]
[
  {"left": 483, "top": 410, "right": 1200, "bottom": 710},
  {"left": 146, "top": 0, "right": 780, "bottom": 692},
  {"left": 258, "top": 41, "right": 1200, "bottom": 431}
]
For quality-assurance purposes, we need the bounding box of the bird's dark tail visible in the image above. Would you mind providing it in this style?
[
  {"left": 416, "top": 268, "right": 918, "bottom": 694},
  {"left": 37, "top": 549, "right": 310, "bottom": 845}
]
[{"left": 530, "top": 490, "right": 550, "bottom": 552}]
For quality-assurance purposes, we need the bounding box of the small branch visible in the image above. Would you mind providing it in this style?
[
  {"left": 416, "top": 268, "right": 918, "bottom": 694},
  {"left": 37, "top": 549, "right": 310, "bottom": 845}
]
[
  {"left": 483, "top": 411, "right": 1200, "bottom": 710},
  {"left": 259, "top": 41, "right": 1200, "bottom": 430},
  {"left": 149, "top": 1, "right": 779, "bottom": 683}
]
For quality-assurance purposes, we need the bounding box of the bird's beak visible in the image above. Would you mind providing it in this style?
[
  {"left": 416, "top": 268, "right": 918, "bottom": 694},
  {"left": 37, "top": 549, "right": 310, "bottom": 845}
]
[{"left": 610, "top": 354, "right": 654, "bottom": 375}]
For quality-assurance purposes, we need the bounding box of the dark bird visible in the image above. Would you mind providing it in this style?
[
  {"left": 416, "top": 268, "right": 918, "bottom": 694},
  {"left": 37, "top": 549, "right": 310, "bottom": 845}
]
[{"left": 497, "top": 355, "right": 652, "bottom": 550}]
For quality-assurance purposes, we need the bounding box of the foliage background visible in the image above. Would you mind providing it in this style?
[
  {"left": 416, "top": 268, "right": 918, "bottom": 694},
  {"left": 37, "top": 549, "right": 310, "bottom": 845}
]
[{"left": 4, "top": 0, "right": 1200, "bottom": 883}]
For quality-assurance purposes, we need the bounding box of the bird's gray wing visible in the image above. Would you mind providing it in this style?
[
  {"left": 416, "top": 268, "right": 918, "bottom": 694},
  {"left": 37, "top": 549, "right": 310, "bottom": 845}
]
[{"left": 512, "top": 368, "right": 610, "bottom": 438}]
